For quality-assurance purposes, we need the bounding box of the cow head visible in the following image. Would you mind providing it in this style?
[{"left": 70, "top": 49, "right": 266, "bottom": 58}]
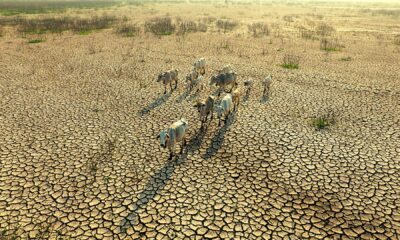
[
  {"left": 210, "top": 75, "right": 217, "bottom": 86},
  {"left": 180, "top": 118, "right": 189, "bottom": 130},
  {"left": 157, "top": 73, "right": 164, "bottom": 82},
  {"left": 186, "top": 73, "right": 192, "bottom": 83},
  {"left": 157, "top": 130, "right": 169, "bottom": 148}
]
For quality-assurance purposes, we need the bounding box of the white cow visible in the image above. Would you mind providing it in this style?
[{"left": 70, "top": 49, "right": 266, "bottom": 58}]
[
  {"left": 193, "top": 95, "right": 215, "bottom": 127},
  {"left": 158, "top": 118, "right": 189, "bottom": 159},
  {"left": 243, "top": 79, "right": 253, "bottom": 96},
  {"left": 157, "top": 69, "right": 179, "bottom": 94},
  {"left": 216, "top": 94, "right": 233, "bottom": 126},
  {"left": 185, "top": 68, "right": 199, "bottom": 92},
  {"left": 193, "top": 58, "right": 206, "bottom": 75},
  {"left": 262, "top": 75, "right": 272, "bottom": 96},
  {"left": 187, "top": 74, "right": 205, "bottom": 93},
  {"left": 232, "top": 88, "right": 241, "bottom": 111}
]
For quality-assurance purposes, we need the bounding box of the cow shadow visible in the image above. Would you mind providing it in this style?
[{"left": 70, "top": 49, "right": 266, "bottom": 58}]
[
  {"left": 243, "top": 89, "right": 251, "bottom": 102},
  {"left": 120, "top": 128, "right": 206, "bottom": 234},
  {"left": 260, "top": 94, "right": 269, "bottom": 103},
  {"left": 187, "top": 91, "right": 201, "bottom": 102},
  {"left": 139, "top": 93, "right": 171, "bottom": 116},
  {"left": 176, "top": 88, "right": 190, "bottom": 103},
  {"left": 202, "top": 111, "right": 236, "bottom": 160}
]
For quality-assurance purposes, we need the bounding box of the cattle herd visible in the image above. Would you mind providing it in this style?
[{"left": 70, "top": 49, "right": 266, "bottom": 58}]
[{"left": 157, "top": 58, "right": 273, "bottom": 159}]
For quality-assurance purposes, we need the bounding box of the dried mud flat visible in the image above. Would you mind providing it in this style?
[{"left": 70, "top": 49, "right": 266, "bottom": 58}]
[{"left": 0, "top": 2, "right": 400, "bottom": 239}]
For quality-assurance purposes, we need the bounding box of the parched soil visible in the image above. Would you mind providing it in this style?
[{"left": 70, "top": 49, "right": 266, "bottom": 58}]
[{"left": 0, "top": 2, "right": 399, "bottom": 239}]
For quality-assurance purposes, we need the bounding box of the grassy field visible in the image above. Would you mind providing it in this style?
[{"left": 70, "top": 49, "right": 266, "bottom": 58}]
[
  {"left": 0, "top": 0, "right": 399, "bottom": 239},
  {"left": 0, "top": 0, "right": 118, "bottom": 15}
]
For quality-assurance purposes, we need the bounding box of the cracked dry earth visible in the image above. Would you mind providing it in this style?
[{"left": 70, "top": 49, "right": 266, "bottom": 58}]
[{"left": 0, "top": 30, "right": 399, "bottom": 239}]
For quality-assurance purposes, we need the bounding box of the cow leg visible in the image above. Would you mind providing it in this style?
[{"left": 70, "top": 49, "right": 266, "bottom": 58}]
[
  {"left": 180, "top": 138, "right": 186, "bottom": 153},
  {"left": 164, "top": 85, "right": 167, "bottom": 94},
  {"left": 170, "top": 82, "right": 173, "bottom": 92},
  {"left": 175, "top": 80, "right": 178, "bottom": 90}
]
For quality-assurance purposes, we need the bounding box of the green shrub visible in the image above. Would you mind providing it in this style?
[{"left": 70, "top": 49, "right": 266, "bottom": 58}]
[
  {"left": 340, "top": 56, "right": 352, "bottom": 61},
  {"left": 312, "top": 117, "right": 330, "bottom": 130},
  {"left": 311, "top": 111, "right": 336, "bottom": 130},
  {"left": 281, "top": 54, "right": 300, "bottom": 69},
  {"left": 28, "top": 38, "right": 45, "bottom": 43},
  {"left": 320, "top": 38, "right": 342, "bottom": 51}
]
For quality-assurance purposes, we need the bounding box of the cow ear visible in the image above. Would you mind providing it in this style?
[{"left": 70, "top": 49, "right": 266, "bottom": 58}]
[
  {"left": 157, "top": 134, "right": 160, "bottom": 139},
  {"left": 166, "top": 134, "right": 170, "bottom": 139}
]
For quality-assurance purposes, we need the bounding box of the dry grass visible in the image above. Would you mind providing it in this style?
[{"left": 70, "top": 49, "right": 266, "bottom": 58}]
[
  {"left": 215, "top": 19, "right": 239, "bottom": 33},
  {"left": 282, "top": 54, "right": 300, "bottom": 69},
  {"left": 315, "top": 22, "right": 336, "bottom": 37},
  {"left": 320, "top": 38, "right": 342, "bottom": 51},
  {"left": 361, "top": 8, "right": 400, "bottom": 17},
  {"left": 144, "top": 16, "right": 175, "bottom": 36},
  {"left": 0, "top": 0, "right": 116, "bottom": 15},
  {"left": 177, "top": 20, "right": 207, "bottom": 35},
  {"left": 1, "top": 1, "right": 400, "bottom": 239},
  {"left": 395, "top": 35, "right": 400, "bottom": 45},
  {"left": 115, "top": 23, "right": 140, "bottom": 37},
  {"left": 299, "top": 27, "right": 315, "bottom": 40},
  {"left": 248, "top": 22, "right": 269, "bottom": 37},
  {"left": 13, "top": 15, "right": 117, "bottom": 35}
]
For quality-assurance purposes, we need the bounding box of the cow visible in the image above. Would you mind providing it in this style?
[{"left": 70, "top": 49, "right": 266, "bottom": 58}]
[
  {"left": 216, "top": 94, "right": 233, "bottom": 126},
  {"left": 232, "top": 89, "right": 241, "bottom": 111},
  {"left": 210, "top": 71, "right": 237, "bottom": 96},
  {"left": 193, "top": 95, "right": 215, "bottom": 127},
  {"left": 193, "top": 58, "right": 206, "bottom": 75},
  {"left": 262, "top": 75, "right": 272, "bottom": 97},
  {"left": 157, "top": 118, "right": 189, "bottom": 160},
  {"left": 157, "top": 69, "right": 179, "bottom": 94}
]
